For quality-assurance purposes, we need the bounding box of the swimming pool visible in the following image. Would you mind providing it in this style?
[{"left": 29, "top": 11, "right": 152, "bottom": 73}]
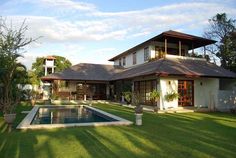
[{"left": 17, "top": 105, "right": 132, "bottom": 129}]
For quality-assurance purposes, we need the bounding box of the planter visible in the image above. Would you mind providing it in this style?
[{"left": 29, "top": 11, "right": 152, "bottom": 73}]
[
  {"left": 135, "top": 113, "right": 143, "bottom": 126},
  {"left": 4, "top": 113, "right": 16, "bottom": 124}
]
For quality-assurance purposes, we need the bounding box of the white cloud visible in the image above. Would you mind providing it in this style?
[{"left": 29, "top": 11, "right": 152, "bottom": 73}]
[
  {"left": 4, "top": 1, "right": 236, "bottom": 43},
  {"left": 24, "top": 0, "right": 96, "bottom": 11},
  {"left": 3, "top": 1, "right": 236, "bottom": 69}
]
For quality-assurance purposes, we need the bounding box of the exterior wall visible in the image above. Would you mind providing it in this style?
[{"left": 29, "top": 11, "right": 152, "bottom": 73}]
[
  {"left": 194, "top": 78, "right": 219, "bottom": 110},
  {"left": 45, "top": 60, "right": 54, "bottom": 67},
  {"left": 114, "top": 47, "right": 147, "bottom": 68},
  {"left": 159, "top": 77, "right": 219, "bottom": 110},
  {"left": 113, "top": 41, "right": 189, "bottom": 68},
  {"left": 159, "top": 78, "right": 178, "bottom": 110},
  {"left": 218, "top": 89, "right": 236, "bottom": 111},
  {"left": 217, "top": 79, "right": 236, "bottom": 111}
]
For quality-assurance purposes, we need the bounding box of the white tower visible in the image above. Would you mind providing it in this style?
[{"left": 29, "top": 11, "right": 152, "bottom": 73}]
[{"left": 44, "top": 56, "right": 56, "bottom": 76}]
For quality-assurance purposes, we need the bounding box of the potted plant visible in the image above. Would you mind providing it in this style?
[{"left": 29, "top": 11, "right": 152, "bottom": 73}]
[
  {"left": 132, "top": 92, "right": 143, "bottom": 125},
  {"left": 123, "top": 91, "right": 132, "bottom": 104},
  {"left": 3, "top": 99, "right": 17, "bottom": 125},
  {"left": 150, "top": 90, "right": 160, "bottom": 112},
  {"left": 164, "top": 91, "right": 179, "bottom": 102},
  {"left": 2, "top": 87, "right": 21, "bottom": 127}
]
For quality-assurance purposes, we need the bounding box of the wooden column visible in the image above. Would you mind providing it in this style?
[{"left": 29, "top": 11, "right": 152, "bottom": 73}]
[
  {"left": 179, "top": 41, "right": 182, "bottom": 56},
  {"left": 191, "top": 42, "right": 194, "bottom": 54},
  {"left": 164, "top": 38, "right": 167, "bottom": 56},
  {"left": 204, "top": 46, "right": 206, "bottom": 58},
  {"left": 84, "top": 81, "right": 87, "bottom": 101}
]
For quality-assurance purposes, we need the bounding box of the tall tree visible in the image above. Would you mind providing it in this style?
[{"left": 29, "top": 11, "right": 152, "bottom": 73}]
[
  {"left": 32, "top": 55, "right": 72, "bottom": 78},
  {"left": 0, "top": 18, "right": 36, "bottom": 113},
  {"left": 204, "top": 13, "right": 236, "bottom": 71}
]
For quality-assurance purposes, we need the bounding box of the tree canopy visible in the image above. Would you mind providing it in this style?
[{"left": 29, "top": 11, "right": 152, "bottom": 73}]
[
  {"left": 0, "top": 18, "right": 35, "bottom": 113},
  {"left": 204, "top": 13, "right": 236, "bottom": 72},
  {"left": 31, "top": 55, "right": 72, "bottom": 79}
]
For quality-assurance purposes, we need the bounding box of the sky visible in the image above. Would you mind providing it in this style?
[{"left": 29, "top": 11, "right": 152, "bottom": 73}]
[{"left": 0, "top": 0, "right": 236, "bottom": 69}]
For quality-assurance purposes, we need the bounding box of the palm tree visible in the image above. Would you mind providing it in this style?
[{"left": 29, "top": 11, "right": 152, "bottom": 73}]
[{"left": 0, "top": 17, "right": 36, "bottom": 118}]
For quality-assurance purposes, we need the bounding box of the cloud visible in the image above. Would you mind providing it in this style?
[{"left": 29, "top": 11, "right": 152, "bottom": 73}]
[
  {"left": 2, "top": 0, "right": 236, "bottom": 69},
  {"left": 4, "top": 1, "right": 236, "bottom": 44},
  {"left": 24, "top": 0, "right": 96, "bottom": 11}
]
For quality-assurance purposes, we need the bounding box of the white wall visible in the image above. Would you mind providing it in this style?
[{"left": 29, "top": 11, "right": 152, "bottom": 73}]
[
  {"left": 159, "top": 78, "right": 178, "bottom": 110},
  {"left": 159, "top": 77, "right": 219, "bottom": 110},
  {"left": 114, "top": 47, "right": 148, "bottom": 68},
  {"left": 45, "top": 60, "right": 54, "bottom": 67},
  {"left": 194, "top": 78, "right": 219, "bottom": 110},
  {"left": 113, "top": 42, "right": 189, "bottom": 68}
]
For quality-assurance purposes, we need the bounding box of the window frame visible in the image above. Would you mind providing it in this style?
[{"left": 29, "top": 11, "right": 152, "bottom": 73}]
[
  {"left": 123, "top": 57, "right": 126, "bottom": 66},
  {"left": 133, "top": 52, "right": 137, "bottom": 65},
  {"left": 119, "top": 58, "right": 122, "bottom": 66},
  {"left": 144, "top": 47, "right": 149, "bottom": 61}
]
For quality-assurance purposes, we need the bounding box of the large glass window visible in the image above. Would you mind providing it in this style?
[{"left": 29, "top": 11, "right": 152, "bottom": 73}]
[
  {"left": 134, "top": 80, "right": 157, "bottom": 105},
  {"left": 119, "top": 59, "right": 122, "bottom": 66},
  {"left": 123, "top": 57, "right": 126, "bottom": 66},
  {"left": 144, "top": 47, "right": 149, "bottom": 61},
  {"left": 133, "top": 52, "right": 137, "bottom": 65}
]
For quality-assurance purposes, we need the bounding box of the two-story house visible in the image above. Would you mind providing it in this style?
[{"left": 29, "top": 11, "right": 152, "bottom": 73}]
[{"left": 41, "top": 30, "right": 236, "bottom": 111}]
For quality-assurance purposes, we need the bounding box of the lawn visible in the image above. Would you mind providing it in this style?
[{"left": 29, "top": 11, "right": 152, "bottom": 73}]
[{"left": 0, "top": 102, "right": 236, "bottom": 158}]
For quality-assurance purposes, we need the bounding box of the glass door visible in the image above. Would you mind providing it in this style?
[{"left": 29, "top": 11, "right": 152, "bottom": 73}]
[{"left": 178, "top": 80, "right": 194, "bottom": 106}]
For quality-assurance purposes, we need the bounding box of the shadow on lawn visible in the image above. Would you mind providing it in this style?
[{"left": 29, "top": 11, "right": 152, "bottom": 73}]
[{"left": 0, "top": 103, "right": 236, "bottom": 158}]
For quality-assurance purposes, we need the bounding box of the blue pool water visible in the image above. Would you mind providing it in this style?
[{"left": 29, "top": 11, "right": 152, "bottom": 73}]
[{"left": 31, "top": 106, "right": 117, "bottom": 124}]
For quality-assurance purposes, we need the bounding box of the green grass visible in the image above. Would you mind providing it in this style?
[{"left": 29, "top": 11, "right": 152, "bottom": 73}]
[{"left": 0, "top": 102, "right": 236, "bottom": 158}]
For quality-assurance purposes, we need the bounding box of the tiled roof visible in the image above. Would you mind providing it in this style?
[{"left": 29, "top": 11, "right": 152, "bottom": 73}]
[
  {"left": 41, "top": 58, "right": 236, "bottom": 81},
  {"left": 111, "top": 58, "right": 236, "bottom": 80},
  {"left": 41, "top": 63, "right": 124, "bottom": 81}
]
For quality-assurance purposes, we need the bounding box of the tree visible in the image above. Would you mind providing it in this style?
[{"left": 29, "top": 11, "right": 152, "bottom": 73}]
[
  {"left": 0, "top": 18, "right": 36, "bottom": 113},
  {"left": 32, "top": 55, "right": 72, "bottom": 78},
  {"left": 204, "top": 13, "right": 236, "bottom": 71}
]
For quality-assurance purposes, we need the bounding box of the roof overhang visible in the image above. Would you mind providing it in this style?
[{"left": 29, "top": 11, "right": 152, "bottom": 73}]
[{"left": 109, "top": 30, "right": 216, "bottom": 61}]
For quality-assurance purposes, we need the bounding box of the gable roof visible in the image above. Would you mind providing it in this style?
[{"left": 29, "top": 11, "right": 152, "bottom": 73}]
[
  {"left": 109, "top": 30, "right": 216, "bottom": 61},
  {"left": 111, "top": 57, "right": 236, "bottom": 80},
  {"left": 41, "top": 63, "right": 124, "bottom": 81}
]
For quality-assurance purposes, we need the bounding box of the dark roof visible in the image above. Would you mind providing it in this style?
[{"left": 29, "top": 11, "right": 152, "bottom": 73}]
[
  {"left": 41, "top": 58, "right": 236, "bottom": 82},
  {"left": 109, "top": 30, "right": 216, "bottom": 61},
  {"left": 111, "top": 58, "right": 236, "bottom": 80},
  {"left": 41, "top": 63, "right": 124, "bottom": 81},
  {"left": 45, "top": 56, "right": 56, "bottom": 60}
]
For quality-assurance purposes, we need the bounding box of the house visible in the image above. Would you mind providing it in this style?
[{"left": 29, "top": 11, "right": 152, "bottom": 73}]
[{"left": 41, "top": 30, "right": 236, "bottom": 111}]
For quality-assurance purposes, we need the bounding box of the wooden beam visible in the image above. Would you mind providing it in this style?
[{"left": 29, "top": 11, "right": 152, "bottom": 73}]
[{"left": 179, "top": 41, "right": 182, "bottom": 56}]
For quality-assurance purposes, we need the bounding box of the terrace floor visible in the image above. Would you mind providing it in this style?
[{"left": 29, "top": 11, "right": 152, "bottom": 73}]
[{"left": 0, "top": 102, "right": 236, "bottom": 158}]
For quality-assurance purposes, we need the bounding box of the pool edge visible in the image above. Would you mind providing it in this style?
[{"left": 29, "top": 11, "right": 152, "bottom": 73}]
[{"left": 16, "top": 105, "right": 133, "bottom": 130}]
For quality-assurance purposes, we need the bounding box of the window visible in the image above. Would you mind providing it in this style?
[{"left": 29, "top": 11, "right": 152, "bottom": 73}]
[
  {"left": 65, "top": 81, "right": 69, "bottom": 88},
  {"left": 134, "top": 80, "right": 157, "bottom": 105},
  {"left": 119, "top": 59, "right": 122, "bottom": 66},
  {"left": 123, "top": 57, "right": 126, "bottom": 66},
  {"left": 144, "top": 47, "right": 149, "bottom": 61},
  {"left": 133, "top": 52, "right": 137, "bottom": 65}
]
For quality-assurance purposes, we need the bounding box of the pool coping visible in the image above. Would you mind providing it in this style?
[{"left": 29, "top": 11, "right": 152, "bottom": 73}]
[{"left": 16, "top": 105, "right": 133, "bottom": 129}]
